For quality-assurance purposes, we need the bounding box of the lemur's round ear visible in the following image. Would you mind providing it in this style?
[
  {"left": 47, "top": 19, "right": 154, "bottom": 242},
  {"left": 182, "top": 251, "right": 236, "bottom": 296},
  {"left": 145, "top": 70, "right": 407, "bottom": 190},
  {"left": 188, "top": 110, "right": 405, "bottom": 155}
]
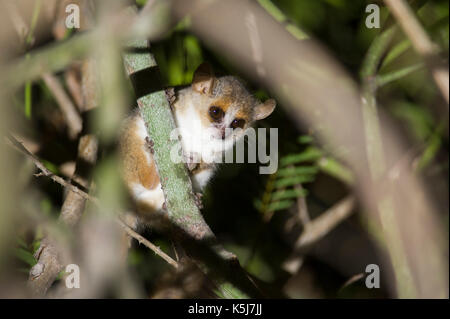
[
  {"left": 254, "top": 99, "right": 276, "bottom": 120},
  {"left": 192, "top": 62, "right": 215, "bottom": 94}
]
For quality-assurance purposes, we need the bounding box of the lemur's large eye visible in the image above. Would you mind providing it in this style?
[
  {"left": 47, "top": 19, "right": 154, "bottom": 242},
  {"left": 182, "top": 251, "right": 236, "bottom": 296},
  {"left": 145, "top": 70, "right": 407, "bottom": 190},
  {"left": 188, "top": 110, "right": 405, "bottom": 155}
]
[
  {"left": 230, "top": 118, "right": 245, "bottom": 129},
  {"left": 209, "top": 106, "right": 224, "bottom": 122}
]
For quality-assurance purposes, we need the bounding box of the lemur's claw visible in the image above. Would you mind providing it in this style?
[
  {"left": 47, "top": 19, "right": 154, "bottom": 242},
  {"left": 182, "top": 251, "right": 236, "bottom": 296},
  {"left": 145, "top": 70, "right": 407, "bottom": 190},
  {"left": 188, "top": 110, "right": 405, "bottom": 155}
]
[
  {"left": 145, "top": 136, "right": 154, "bottom": 154},
  {"left": 183, "top": 152, "right": 199, "bottom": 172},
  {"left": 165, "top": 87, "right": 176, "bottom": 106},
  {"left": 194, "top": 192, "right": 204, "bottom": 209}
]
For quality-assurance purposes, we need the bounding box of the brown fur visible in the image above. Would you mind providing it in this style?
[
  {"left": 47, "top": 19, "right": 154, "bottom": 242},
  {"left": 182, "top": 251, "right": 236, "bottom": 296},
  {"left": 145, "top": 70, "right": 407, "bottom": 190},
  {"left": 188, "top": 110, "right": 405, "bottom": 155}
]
[
  {"left": 211, "top": 76, "right": 257, "bottom": 121},
  {"left": 119, "top": 113, "right": 160, "bottom": 191}
]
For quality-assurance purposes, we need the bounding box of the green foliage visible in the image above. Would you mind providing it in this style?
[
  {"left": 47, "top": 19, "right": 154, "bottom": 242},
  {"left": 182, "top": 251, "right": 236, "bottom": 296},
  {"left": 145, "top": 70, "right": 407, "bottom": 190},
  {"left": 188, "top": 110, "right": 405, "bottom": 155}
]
[
  {"left": 153, "top": 33, "right": 204, "bottom": 86},
  {"left": 254, "top": 135, "right": 318, "bottom": 218},
  {"left": 255, "top": 132, "right": 355, "bottom": 220},
  {"left": 15, "top": 237, "right": 38, "bottom": 273},
  {"left": 225, "top": 243, "right": 274, "bottom": 282},
  {"left": 135, "top": 0, "right": 148, "bottom": 7},
  {"left": 6, "top": 0, "right": 448, "bottom": 299},
  {"left": 24, "top": 78, "right": 32, "bottom": 119}
]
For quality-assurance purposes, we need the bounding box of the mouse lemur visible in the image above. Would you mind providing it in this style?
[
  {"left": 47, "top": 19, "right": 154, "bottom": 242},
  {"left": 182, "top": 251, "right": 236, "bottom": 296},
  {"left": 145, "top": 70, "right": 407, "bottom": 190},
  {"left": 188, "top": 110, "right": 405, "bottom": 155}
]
[{"left": 119, "top": 63, "right": 276, "bottom": 224}]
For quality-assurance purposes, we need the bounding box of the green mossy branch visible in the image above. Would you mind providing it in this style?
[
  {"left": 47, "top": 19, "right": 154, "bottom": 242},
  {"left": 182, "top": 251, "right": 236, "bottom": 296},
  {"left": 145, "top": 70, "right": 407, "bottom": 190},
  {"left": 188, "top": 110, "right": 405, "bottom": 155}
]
[
  {"left": 123, "top": 39, "right": 213, "bottom": 241},
  {"left": 123, "top": 39, "right": 260, "bottom": 299}
]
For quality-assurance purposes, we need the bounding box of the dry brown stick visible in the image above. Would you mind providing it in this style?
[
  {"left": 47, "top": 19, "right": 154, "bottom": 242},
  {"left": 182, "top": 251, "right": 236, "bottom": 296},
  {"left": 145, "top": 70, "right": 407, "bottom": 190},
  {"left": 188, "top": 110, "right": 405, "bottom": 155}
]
[
  {"left": 283, "top": 195, "right": 356, "bottom": 274},
  {"left": 28, "top": 237, "right": 64, "bottom": 296},
  {"left": 282, "top": 184, "right": 310, "bottom": 273},
  {"left": 294, "top": 195, "right": 356, "bottom": 249},
  {"left": 28, "top": 133, "right": 98, "bottom": 295},
  {"left": 339, "top": 273, "right": 365, "bottom": 291},
  {"left": 6, "top": 134, "right": 178, "bottom": 270},
  {"left": 64, "top": 67, "right": 84, "bottom": 112},
  {"left": 42, "top": 73, "right": 83, "bottom": 139},
  {"left": 116, "top": 218, "right": 179, "bottom": 269},
  {"left": 295, "top": 184, "right": 310, "bottom": 226},
  {"left": 60, "top": 135, "right": 98, "bottom": 226},
  {"left": 4, "top": 1, "right": 29, "bottom": 44},
  {"left": 384, "top": 0, "right": 449, "bottom": 104},
  {"left": 6, "top": 134, "right": 97, "bottom": 204}
]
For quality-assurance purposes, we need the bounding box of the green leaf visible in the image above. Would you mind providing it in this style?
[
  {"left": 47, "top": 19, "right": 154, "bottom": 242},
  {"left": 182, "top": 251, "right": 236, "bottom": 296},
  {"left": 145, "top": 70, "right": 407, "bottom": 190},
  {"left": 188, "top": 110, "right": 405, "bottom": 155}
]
[
  {"left": 271, "top": 188, "right": 308, "bottom": 201},
  {"left": 274, "top": 175, "right": 315, "bottom": 188},
  {"left": 266, "top": 200, "right": 294, "bottom": 212},
  {"left": 24, "top": 80, "right": 32, "bottom": 119},
  {"left": 56, "top": 270, "right": 66, "bottom": 281},
  {"left": 32, "top": 239, "right": 41, "bottom": 253},
  {"left": 253, "top": 198, "right": 263, "bottom": 211},
  {"left": 184, "top": 37, "right": 203, "bottom": 83},
  {"left": 415, "top": 124, "right": 444, "bottom": 171},
  {"left": 280, "top": 147, "right": 323, "bottom": 166},
  {"left": 42, "top": 160, "right": 59, "bottom": 174},
  {"left": 390, "top": 102, "right": 434, "bottom": 142},
  {"left": 136, "top": 0, "right": 148, "bottom": 6},
  {"left": 276, "top": 166, "right": 318, "bottom": 177},
  {"left": 317, "top": 157, "right": 354, "bottom": 185},
  {"left": 15, "top": 248, "right": 36, "bottom": 267},
  {"left": 297, "top": 135, "right": 314, "bottom": 144},
  {"left": 381, "top": 39, "right": 411, "bottom": 69},
  {"left": 17, "top": 237, "right": 28, "bottom": 249},
  {"left": 128, "top": 250, "right": 144, "bottom": 266}
]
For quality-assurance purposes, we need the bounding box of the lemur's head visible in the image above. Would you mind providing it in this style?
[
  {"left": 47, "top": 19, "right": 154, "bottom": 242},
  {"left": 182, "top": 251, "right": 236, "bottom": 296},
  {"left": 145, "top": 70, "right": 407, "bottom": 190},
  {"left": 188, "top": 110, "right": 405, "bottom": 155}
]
[{"left": 191, "top": 63, "right": 276, "bottom": 153}]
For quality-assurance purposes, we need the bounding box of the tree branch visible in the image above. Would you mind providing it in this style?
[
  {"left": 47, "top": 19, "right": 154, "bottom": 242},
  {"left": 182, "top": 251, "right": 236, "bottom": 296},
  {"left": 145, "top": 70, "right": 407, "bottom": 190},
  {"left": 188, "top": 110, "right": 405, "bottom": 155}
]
[
  {"left": 123, "top": 39, "right": 261, "bottom": 298},
  {"left": 6, "top": 133, "right": 98, "bottom": 205},
  {"left": 360, "top": 19, "right": 419, "bottom": 298},
  {"left": 1, "top": 0, "right": 170, "bottom": 92},
  {"left": 294, "top": 195, "right": 356, "bottom": 249},
  {"left": 170, "top": 0, "right": 448, "bottom": 297},
  {"left": 384, "top": 0, "right": 449, "bottom": 104},
  {"left": 7, "top": 133, "right": 178, "bottom": 275},
  {"left": 283, "top": 195, "right": 356, "bottom": 274},
  {"left": 42, "top": 73, "right": 83, "bottom": 139},
  {"left": 116, "top": 218, "right": 179, "bottom": 269}
]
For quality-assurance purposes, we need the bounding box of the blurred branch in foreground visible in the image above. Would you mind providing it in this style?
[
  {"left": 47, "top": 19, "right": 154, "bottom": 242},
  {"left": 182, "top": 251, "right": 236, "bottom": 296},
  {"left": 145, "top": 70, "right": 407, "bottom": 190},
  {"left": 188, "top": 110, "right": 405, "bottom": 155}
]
[
  {"left": 6, "top": 133, "right": 179, "bottom": 292},
  {"left": 384, "top": 0, "right": 449, "bottom": 105},
  {"left": 0, "top": 0, "right": 170, "bottom": 93},
  {"left": 170, "top": 0, "right": 448, "bottom": 298},
  {"left": 0, "top": 0, "right": 447, "bottom": 299}
]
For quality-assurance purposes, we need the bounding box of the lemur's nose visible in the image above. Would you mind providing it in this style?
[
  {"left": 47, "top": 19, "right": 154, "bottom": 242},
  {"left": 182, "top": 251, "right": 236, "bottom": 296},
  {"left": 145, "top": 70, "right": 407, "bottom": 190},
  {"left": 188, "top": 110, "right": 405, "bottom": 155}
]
[{"left": 221, "top": 129, "right": 226, "bottom": 139}]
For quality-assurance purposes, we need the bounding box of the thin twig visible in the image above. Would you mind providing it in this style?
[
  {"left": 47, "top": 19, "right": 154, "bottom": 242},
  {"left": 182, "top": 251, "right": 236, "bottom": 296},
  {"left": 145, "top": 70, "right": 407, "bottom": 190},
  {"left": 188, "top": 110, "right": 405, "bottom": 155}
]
[
  {"left": 283, "top": 195, "right": 356, "bottom": 275},
  {"left": 360, "top": 14, "right": 420, "bottom": 297},
  {"left": 116, "top": 218, "right": 178, "bottom": 269},
  {"left": 28, "top": 133, "right": 98, "bottom": 295},
  {"left": 6, "top": 133, "right": 98, "bottom": 205},
  {"left": 6, "top": 133, "right": 179, "bottom": 270},
  {"left": 294, "top": 195, "right": 356, "bottom": 249},
  {"left": 42, "top": 73, "right": 83, "bottom": 139},
  {"left": 384, "top": 0, "right": 449, "bottom": 104},
  {"left": 1, "top": 0, "right": 170, "bottom": 92},
  {"left": 339, "top": 273, "right": 365, "bottom": 292},
  {"left": 64, "top": 67, "right": 84, "bottom": 112},
  {"left": 376, "top": 62, "right": 425, "bottom": 87},
  {"left": 295, "top": 184, "right": 310, "bottom": 226},
  {"left": 4, "top": 1, "right": 29, "bottom": 44}
]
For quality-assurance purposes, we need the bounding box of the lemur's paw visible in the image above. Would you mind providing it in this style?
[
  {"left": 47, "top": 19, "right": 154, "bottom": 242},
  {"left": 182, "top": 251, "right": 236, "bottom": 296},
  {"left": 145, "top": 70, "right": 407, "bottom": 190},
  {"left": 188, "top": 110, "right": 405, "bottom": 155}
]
[
  {"left": 145, "top": 136, "right": 154, "bottom": 154},
  {"left": 193, "top": 192, "right": 204, "bottom": 209},
  {"left": 165, "top": 87, "right": 176, "bottom": 106},
  {"left": 183, "top": 152, "right": 200, "bottom": 172}
]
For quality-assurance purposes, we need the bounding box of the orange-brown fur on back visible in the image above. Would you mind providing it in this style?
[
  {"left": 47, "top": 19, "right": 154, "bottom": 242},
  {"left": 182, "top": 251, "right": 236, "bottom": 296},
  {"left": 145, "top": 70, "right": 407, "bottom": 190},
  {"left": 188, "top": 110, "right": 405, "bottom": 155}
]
[{"left": 119, "top": 113, "right": 159, "bottom": 192}]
